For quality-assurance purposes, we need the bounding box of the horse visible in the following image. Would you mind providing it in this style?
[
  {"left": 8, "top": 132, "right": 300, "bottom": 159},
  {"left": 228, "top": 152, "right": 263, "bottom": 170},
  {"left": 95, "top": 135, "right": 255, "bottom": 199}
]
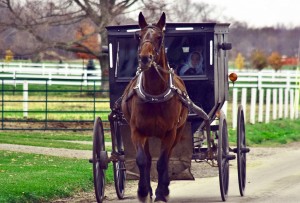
[{"left": 121, "top": 12, "right": 189, "bottom": 202}]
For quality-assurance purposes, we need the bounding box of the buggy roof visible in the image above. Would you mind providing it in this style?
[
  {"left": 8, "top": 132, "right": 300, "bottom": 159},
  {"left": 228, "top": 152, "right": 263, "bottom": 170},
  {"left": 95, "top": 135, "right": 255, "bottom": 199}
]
[{"left": 106, "top": 22, "right": 230, "bottom": 33}]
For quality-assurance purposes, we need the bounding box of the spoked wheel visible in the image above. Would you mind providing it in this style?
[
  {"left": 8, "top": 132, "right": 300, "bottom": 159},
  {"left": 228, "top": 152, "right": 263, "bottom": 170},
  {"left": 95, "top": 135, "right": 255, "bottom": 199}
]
[
  {"left": 237, "top": 105, "right": 250, "bottom": 196},
  {"left": 113, "top": 159, "right": 126, "bottom": 199},
  {"left": 218, "top": 111, "right": 230, "bottom": 201},
  {"left": 112, "top": 122, "right": 126, "bottom": 199},
  {"left": 92, "top": 117, "right": 108, "bottom": 203}
]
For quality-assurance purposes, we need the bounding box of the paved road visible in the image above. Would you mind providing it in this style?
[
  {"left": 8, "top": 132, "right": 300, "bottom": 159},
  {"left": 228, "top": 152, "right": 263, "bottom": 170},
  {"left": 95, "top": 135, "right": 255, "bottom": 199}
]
[{"left": 108, "top": 143, "right": 300, "bottom": 203}]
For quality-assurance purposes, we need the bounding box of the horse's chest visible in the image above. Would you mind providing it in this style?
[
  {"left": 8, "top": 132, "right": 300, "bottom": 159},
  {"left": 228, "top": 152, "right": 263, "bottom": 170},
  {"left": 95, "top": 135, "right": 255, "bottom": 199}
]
[{"left": 133, "top": 102, "right": 178, "bottom": 131}]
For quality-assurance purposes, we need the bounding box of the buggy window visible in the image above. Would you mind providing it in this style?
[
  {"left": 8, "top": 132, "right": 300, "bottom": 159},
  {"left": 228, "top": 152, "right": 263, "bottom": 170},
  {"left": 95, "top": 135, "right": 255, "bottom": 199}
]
[
  {"left": 165, "top": 34, "right": 206, "bottom": 77},
  {"left": 116, "top": 34, "right": 206, "bottom": 78},
  {"left": 117, "top": 37, "right": 139, "bottom": 78}
]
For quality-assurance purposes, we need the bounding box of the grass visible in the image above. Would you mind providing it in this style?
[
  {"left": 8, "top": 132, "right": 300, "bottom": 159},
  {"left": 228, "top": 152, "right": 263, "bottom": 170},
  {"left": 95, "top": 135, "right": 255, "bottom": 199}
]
[
  {"left": 0, "top": 150, "right": 113, "bottom": 203},
  {"left": 229, "top": 119, "right": 300, "bottom": 146},
  {"left": 0, "top": 131, "right": 112, "bottom": 151},
  {"left": 0, "top": 118, "right": 300, "bottom": 202}
]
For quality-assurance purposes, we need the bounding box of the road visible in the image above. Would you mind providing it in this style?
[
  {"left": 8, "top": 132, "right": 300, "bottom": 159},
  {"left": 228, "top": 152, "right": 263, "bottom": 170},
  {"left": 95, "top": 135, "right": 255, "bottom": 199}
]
[{"left": 106, "top": 143, "right": 300, "bottom": 203}]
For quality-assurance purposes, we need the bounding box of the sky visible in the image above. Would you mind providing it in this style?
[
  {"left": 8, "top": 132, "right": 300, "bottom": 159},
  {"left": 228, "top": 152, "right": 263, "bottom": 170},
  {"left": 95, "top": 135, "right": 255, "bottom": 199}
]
[{"left": 198, "top": 0, "right": 300, "bottom": 28}]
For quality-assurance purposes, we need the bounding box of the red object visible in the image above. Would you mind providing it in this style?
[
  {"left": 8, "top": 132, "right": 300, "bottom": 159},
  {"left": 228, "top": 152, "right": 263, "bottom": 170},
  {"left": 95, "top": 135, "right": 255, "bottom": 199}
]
[{"left": 281, "top": 57, "right": 298, "bottom": 66}]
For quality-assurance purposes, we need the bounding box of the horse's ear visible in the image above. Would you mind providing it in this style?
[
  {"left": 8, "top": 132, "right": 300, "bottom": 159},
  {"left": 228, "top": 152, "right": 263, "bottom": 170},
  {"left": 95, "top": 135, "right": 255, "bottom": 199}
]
[
  {"left": 156, "top": 12, "right": 166, "bottom": 30},
  {"left": 138, "top": 12, "right": 147, "bottom": 29}
]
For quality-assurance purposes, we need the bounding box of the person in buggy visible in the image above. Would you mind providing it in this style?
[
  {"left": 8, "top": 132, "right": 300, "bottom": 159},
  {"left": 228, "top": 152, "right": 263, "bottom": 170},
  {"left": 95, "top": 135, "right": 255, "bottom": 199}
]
[{"left": 179, "top": 51, "right": 204, "bottom": 76}]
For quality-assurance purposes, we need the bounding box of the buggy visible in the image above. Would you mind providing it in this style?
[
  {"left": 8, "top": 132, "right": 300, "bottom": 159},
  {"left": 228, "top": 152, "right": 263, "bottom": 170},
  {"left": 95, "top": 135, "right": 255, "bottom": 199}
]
[{"left": 90, "top": 21, "right": 250, "bottom": 202}]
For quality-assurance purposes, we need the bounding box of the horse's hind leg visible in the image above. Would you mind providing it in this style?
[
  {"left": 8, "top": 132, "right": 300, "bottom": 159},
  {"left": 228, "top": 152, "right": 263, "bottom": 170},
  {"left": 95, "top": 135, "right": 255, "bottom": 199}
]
[{"left": 134, "top": 136, "right": 152, "bottom": 201}]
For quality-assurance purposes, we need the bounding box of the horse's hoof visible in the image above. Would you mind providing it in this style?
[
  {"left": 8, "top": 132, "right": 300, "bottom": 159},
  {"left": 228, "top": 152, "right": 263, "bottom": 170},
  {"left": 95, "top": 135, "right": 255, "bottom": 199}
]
[
  {"left": 138, "top": 193, "right": 152, "bottom": 203},
  {"left": 138, "top": 188, "right": 149, "bottom": 202},
  {"left": 154, "top": 195, "right": 168, "bottom": 202}
]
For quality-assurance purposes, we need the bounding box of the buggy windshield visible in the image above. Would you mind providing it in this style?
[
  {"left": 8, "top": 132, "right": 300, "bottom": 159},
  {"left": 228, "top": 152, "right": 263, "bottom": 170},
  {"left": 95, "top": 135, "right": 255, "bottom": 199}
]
[{"left": 116, "top": 34, "right": 207, "bottom": 78}]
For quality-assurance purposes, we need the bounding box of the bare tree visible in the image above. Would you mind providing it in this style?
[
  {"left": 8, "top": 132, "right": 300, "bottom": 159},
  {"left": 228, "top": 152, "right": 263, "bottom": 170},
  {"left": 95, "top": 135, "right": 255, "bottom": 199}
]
[
  {"left": 168, "top": 0, "right": 215, "bottom": 22},
  {"left": 0, "top": 0, "right": 141, "bottom": 93}
]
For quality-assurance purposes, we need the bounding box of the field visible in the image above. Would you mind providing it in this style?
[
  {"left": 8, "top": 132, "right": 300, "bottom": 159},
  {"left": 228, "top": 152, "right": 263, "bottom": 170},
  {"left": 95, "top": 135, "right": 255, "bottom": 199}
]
[{"left": 1, "top": 82, "right": 300, "bottom": 202}]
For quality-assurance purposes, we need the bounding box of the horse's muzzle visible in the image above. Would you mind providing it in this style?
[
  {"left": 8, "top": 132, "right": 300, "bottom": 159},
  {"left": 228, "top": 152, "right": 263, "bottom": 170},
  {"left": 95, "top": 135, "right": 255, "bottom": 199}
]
[{"left": 139, "top": 55, "right": 153, "bottom": 70}]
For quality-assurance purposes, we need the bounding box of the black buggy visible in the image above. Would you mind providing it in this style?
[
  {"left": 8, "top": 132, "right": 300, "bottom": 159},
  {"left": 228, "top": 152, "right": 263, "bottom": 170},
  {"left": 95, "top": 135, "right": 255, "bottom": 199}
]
[{"left": 90, "top": 22, "right": 250, "bottom": 202}]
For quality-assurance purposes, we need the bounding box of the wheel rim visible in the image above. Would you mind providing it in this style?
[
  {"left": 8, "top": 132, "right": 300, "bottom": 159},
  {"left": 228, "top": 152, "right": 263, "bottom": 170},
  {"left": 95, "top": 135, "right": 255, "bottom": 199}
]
[
  {"left": 93, "top": 117, "right": 106, "bottom": 203},
  {"left": 237, "top": 107, "right": 246, "bottom": 196},
  {"left": 114, "top": 161, "right": 126, "bottom": 198},
  {"left": 218, "top": 114, "right": 229, "bottom": 201},
  {"left": 113, "top": 121, "right": 126, "bottom": 199}
]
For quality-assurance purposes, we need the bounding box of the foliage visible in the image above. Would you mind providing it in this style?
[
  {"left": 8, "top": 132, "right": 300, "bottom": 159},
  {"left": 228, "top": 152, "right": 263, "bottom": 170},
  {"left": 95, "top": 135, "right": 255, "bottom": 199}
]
[
  {"left": 75, "top": 20, "right": 100, "bottom": 59},
  {"left": 250, "top": 49, "right": 268, "bottom": 71},
  {"left": 4, "top": 49, "right": 14, "bottom": 62},
  {"left": 234, "top": 52, "right": 245, "bottom": 70},
  {"left": 268, "top": 52, "right": 283, "bottom": 71}
]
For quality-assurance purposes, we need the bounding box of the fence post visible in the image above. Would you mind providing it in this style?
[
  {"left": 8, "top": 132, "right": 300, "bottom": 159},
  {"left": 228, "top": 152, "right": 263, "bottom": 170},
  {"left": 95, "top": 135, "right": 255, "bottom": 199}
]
[
  {"left": 295, "top": 89, "right": 299, "bottom": 119},
  {"left": 232, "top": 88, "right": 238, "bottom": 129},
  {"left": 241, "top": 88, "right": 247, "bottom": 123},
  {"left": 23, "top": 81, "right": 28, "bottom": 118},
  {"left": 250, "top": 88, "right": 257, "bottom": 124},
  {"left": 290, "top": 89, "right": 294, "bottom": 119},
  {"left": 222, "top": 101, "right": 227, "bottom": 117},
  {"left": 1, "top": 80, "right": 4, "bottom": 129},
  {"left": 284, "top": 88, "right": 289, "bottom": 118},
  {"left": 65, "top": 63, "right": 69, "bottom": 76},
  {"left": 279, "top": 88, "right": 283, "bottom": 118},
  {"left": 258, "top": 89, "right": 264, "bottom": 122},
  {"left": 93, "top": 80, "right": 96, "bottom": 120},
  {"left": 45, "top": 80, "right": 48, "bottom": 130},
  {"left": 265, "top": 89, "right": 271, "bottom": 123},
  {"left": 272, "top": 89, "right": 277, "bottom": 120}
]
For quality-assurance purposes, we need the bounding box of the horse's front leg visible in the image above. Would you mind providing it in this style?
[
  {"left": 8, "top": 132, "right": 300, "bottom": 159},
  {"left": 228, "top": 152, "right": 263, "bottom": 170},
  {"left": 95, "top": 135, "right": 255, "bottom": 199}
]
[
  {"left": 134, "top": 135, "right": 152, "bottom": 201},
  {"left": 144, "top": 140, "right": 153, "bottom": 198},
  {"left": 155, "top": 130, "right": 176, "bottom": 202}
]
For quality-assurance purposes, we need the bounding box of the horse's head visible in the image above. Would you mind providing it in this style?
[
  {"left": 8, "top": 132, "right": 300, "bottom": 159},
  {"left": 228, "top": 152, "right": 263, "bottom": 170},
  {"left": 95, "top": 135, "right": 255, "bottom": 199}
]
[{"left": 137, "top": 12, "right": 166, "bottom": 71}]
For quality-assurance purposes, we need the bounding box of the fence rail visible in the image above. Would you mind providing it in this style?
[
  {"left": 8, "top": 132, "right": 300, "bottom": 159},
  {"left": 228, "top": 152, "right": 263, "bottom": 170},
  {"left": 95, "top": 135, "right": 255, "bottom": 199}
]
[
  {"left": 0, "top": 78, "right": 110, "bottom": 131},
  {"left": 0, "top": 62, "right": 102, "bottom": 86},
  {"left": 0, "top": 64, "right": 300, "bottom": 131},
  {"left": 227, "top": 69, "right": 300, "bottom": 128}
]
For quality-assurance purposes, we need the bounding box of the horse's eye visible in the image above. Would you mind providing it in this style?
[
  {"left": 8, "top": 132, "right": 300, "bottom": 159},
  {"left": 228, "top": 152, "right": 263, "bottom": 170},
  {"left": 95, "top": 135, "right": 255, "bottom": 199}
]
[{"left": 135, "top": 32, "right": 141, "bottom": 40}]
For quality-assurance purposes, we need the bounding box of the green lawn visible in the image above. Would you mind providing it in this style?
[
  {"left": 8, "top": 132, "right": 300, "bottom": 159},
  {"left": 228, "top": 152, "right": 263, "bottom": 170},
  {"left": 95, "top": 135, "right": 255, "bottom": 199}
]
[
  {"left": 0, "top": 118, "right": 300, "bottom": 202},
  {"left": 229, "top": 118, "right": 300, "bottom": 146},
  {"left": 0, "top": 150, "right": 113, "bottom": 203},
  {"left": 0, "top": 131, "right": 112, "bottom": 151}
]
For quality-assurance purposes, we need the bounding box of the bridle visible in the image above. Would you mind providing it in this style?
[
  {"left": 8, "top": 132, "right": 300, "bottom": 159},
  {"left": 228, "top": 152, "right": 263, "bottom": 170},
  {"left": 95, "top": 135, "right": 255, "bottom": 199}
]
[{"left": 137, "top": 25, "right": 165, "bottom": 70}]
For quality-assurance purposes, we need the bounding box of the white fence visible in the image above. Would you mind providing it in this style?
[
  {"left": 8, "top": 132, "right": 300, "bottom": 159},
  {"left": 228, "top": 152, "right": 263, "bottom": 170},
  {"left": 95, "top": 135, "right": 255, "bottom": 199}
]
[
  {"left": 1, "top": 62, "right": 300, "bottom": 128},
  {"left": 0, "top": 61, "right": 102, "bottom": 86},
  {"left": 226, "top": 69, "right": 300, "bottom": 128}
]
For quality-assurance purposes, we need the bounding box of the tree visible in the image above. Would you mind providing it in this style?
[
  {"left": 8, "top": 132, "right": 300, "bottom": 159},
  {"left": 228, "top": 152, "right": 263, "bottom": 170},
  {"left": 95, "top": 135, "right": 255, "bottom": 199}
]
[
  {"left": 250, "top": 49, "right": 268, "bottom": 71},
  {"left": 0, "top": 0, "right": 217, "bottom": 93},
  {"left": 74, "top": 19, "right": 99, "bottom": 60},
  {"left": 234, "top": 52, "right": 245, "bottom": 70},
  {"left": 0, "top": 0, "right": 140, "bottom": 94},
  {"left": 268, "top": 52, "right": 283, "bottom": 72}
]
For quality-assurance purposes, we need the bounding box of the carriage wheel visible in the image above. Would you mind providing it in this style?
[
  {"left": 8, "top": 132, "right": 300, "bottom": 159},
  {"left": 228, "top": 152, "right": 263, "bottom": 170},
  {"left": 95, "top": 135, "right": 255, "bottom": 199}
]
[
  {"left": 112, "top": 122, "right": 126, "bottom": 199},
  {"left": 113, "top": 159, "right": 126, "bottom": 199},
  {"left": 218, "top": 111, "right": 230, "bottom": 201},
  {"left": 237, "top": 105, "right": 249, "bottom": 196},
  {"left": 92, "top": 117, "right": 108, "bottom": 203}
]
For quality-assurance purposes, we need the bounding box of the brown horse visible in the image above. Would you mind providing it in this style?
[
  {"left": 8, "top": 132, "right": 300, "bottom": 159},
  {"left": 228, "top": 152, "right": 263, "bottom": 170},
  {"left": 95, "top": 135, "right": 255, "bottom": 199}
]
[{"left": 121, "top": 12, "right": 188, "bottom": 202}]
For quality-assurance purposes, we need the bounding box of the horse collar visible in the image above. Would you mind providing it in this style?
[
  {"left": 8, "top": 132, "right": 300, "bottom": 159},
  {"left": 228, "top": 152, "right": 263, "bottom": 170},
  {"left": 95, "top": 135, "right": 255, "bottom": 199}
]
[{"left": 134, "top": 72, "right": 176, "bottom": 103}]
